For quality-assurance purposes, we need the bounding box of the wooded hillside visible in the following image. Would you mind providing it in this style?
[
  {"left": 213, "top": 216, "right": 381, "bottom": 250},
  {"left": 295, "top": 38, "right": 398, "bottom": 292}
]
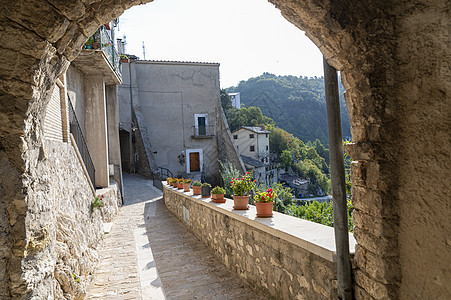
[{"left": 226, "top": 73, "right": 351, "bottom": 145}]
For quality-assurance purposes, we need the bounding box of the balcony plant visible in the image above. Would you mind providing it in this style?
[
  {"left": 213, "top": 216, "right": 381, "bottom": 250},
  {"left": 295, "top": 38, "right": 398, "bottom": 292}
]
[
  {"left": 192, "top": 181, "right": 202, "bottom": 195},
  {"left": 166, "top": 177, "right": 172, "bottom": 185},
  {"left": 254, "top": 188, "right": 277, "bottom": 217},
  {"left": 120, "top": 53, "right": 130, "bottom": 63},
  {"left": 183, "top": 179, "right": 192, "bottom": 192},
  {"left": 201, "top": 182, "right": 211, "bottom": 198},
  {"left": 177, "top": 178, "right": 184, "bottom": 189},
  {"left": 230, "top": 172, "right": 256, "bottom": 210},
  {"left": 211, "top": 186, "right": 226, "bottom": 203},
  {"left": 170, "top": 178, "right": 178, "bottom": 187}
]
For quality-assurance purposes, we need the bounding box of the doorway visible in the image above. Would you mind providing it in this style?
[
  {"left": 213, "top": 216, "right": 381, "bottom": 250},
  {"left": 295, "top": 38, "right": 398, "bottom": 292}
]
[{"left": 186, "top": 149, "right": 203, "bottom": 173}]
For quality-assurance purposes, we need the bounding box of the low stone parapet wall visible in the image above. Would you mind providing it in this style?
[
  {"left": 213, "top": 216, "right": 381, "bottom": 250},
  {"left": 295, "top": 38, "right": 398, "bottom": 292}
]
[{"left": 163, "top": 184, "right": 356, "bottom": 299}]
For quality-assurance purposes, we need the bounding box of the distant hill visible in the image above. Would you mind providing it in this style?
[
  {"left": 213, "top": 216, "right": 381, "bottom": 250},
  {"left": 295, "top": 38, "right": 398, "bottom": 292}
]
[{"left": 226, "top": 73, "right": 351, "bottom": 145}]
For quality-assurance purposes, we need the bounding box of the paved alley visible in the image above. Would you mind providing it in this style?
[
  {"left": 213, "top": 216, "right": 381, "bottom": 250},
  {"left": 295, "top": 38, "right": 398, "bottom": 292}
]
[{"left": 87, "top": 174, "right": 261, "bottom": 299}]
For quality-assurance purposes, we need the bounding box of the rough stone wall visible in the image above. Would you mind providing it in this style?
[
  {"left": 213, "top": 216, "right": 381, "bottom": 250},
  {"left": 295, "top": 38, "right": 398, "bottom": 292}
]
[
  {"left": 23, "top": 140, "right": 118, "bottom": 299},
  {"left": 216, "top": 105, "right": 246, "bottom": 175},
  {"left": 163, "top": 186, "right": 339, "bottom": 299}
]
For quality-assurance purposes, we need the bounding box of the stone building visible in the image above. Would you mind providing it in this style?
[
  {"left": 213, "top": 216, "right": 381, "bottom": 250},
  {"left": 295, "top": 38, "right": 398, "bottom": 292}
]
[
  {"left": 228, "top": 92, "right": 241, "bottom": 108},
  {"left": 0, "top": 0, "right": 449, "bottom": 299},
  {"left": 232, "top": 126, "right": 278, "bottom": 186},
  {"left": 118, "top": 60, "right": 245, "bottom": 184}
]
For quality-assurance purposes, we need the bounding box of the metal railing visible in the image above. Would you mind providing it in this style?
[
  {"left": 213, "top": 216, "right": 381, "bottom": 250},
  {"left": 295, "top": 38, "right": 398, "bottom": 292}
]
[
  {"left": 68, "top": 95, "right": 96, "bottom": 188},
  {"left": 158, "top": 167, "right": 173, "bottom": 179},
  {"left": 192, "top": 125, "right": 215, "bottom": 137},
  {"left": 84, "top": 25, "right": 122, "bottom": 79}
]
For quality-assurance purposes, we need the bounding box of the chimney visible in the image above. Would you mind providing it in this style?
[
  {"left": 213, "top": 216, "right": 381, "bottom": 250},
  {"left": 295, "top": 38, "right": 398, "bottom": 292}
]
[{"left": 261, "top": 124, "right": 265, "bottom": 130}]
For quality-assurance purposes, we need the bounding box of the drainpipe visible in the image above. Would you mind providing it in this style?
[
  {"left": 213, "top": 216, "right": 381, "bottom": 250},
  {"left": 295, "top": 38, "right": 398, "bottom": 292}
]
[
  {"left": 323, "top": 57, "right": 352, "bottom": 300},
  {"left": 128, "top": 60, "right": 136, "bottom": 174}
]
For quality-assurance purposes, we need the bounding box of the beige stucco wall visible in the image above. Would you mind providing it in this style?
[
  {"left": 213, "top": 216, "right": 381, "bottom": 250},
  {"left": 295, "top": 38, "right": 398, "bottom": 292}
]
[
  {"left": 233, "top": 128, "right": 270, "bottom": 162},
  {"left": 119, "top": 61, "right": 223, "bottom": 183}
]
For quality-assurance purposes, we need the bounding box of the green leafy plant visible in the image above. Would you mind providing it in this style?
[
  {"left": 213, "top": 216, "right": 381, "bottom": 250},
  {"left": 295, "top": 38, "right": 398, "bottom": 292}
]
[
  {"left": 230, "top": 172, "right": 257, "bottom": 196},
  {"left": 287, "top": 200, "right": 354, "bottom": 232},
  {"left": 92, "top": 194, "right": 105, "bottom": 212},
  {"left": 218, "top": 160, "right": 241, "bottom": 196},
  {"left": 192, "top": 181, "right": 202, "bottom": 186},
  {"left": 254, "top": 188, "right": 277, "bottom": 203},
  {"left": 184, "top": 178, "right": 193, "bottom": 184},
  {"left": 201, "top": 182, "right": 211, "bottom": 188},
  {"left": 211, "top": 186, "right": 225, "bottom": 194}
]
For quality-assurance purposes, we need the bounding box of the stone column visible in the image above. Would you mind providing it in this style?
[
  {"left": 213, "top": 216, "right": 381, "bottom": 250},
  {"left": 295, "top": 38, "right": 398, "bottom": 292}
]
[
  {"left": 106, "top": 84, "right": 123, "bottom": 196},
  {"left": 84, "top": 75, "right": 109, "bottom": 188}
]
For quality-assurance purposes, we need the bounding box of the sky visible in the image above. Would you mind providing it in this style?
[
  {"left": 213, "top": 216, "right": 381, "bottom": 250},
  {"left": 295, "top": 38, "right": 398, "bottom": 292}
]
[{"left": 118, "top": 0, "right": 324, "bottom": 88}]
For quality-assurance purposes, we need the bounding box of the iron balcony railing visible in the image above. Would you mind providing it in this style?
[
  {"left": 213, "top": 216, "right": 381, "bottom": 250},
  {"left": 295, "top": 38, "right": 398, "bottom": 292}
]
[
  {"left": 68, "top": 95, "right": 96, "bottom": 188},
  {"left": 192, "top": 125, "right": 215, "bottom": 138},
  {"left": 84, "top": 25, "right": 122, "bottom": 79}
]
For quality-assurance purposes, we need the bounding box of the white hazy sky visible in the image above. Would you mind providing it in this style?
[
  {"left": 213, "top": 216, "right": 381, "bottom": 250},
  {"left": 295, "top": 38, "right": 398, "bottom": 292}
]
[{"left": 118, "top": 0, "right": 324, "bottom": 88}]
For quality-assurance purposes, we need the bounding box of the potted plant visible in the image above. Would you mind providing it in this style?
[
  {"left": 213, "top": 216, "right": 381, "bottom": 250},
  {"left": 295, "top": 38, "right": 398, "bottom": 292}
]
[
  {"left": 230, "top": 172, "right": 257, "bottom": 210},
  {"left": 120, "top": 53, "right": 129, "bottom": 63},
  {"left": 183, "top": 179, "right": 192, "bottom": 192},
  {"left": 85, "top": 36, "right": 94, "bottom": 49},
  {"left": 211, "top": 186, "right": 226, "bottom": 203},
  {"left": 201, "top": 182, "right": 211, "bottom": 198},
  {"left": 192, "top": 181, "right": 202, "bottom": 195},
  {"left": 254, "top": 188, "right": 277, "bottom": 217},
  {"left": 166, "top": 177, "right": 172, "bottom": 185},
  {"left": 177, "top": 178, "right": 184, "bottom": 189},
  {"left": 171, "top": 178, "right": 178, "bottom": 187}
]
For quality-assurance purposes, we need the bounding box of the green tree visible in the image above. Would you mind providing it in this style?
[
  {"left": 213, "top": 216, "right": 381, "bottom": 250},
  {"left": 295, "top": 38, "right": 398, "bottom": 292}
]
[
  {"left": 220, "top": 89, "right": 232, "bottom": 113},
  {"left": 281, "top": 150, "right": 292, "bottom": 171}
]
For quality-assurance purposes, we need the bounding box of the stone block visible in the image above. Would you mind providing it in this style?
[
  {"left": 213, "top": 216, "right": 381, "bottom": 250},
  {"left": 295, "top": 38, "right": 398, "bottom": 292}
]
[
  {"left": 354, "top": 270, "right": 390, "bottom": 300},
  {"left": 8, "top": 0, "right": 70, "bottom": 43},
  {"left": 352, "top": 186, "right": 398, "bottom": 218},
  {"left": 354, "top": 244, "right": 400, "bottom": 284}
]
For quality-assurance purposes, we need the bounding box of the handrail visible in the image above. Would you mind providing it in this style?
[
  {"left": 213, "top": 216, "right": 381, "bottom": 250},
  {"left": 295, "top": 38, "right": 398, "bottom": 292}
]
[
  {"left": 67, "top": 95, "right": 96, "bottom": 188},
  {"left": 158, "top": 167, "right": 173, "bottom": 179}
]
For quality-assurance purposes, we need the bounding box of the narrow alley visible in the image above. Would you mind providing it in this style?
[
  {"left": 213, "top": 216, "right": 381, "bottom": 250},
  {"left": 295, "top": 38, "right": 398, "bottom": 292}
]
[{"left": 87, "top": 174, "right": 262, "bottom": 299}]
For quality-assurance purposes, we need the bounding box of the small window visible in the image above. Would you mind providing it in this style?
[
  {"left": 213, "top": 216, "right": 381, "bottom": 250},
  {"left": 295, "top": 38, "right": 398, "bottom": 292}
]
[
  {"left": 249, "top": 134, "right": 255, "bottom": 139},
  {"left": 233, "top": 135, "right": 238, "bottom": 140},
  {"left": 266, "top": 145, "right": 269, "bottom": 151},
  {"left": 266, "top": 133, "right": 268, "bottom": 138},
  {"left": 250, "top": 145, "right": 255, "bottom": 152}
]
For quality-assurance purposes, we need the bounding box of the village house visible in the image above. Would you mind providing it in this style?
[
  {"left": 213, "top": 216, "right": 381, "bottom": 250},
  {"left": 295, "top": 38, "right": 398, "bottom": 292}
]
[
  {"left": 232, "top": 126, "right": 278, "bottom": 185},
  {"left": 117, "top": 60, "right": 245, "bottom": 185}
]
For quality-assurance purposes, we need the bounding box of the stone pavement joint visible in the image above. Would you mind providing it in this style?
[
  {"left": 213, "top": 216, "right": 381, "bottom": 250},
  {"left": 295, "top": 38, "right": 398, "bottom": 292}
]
[{"left": 87, "top": 174, "right": 263, "bottom": 299}]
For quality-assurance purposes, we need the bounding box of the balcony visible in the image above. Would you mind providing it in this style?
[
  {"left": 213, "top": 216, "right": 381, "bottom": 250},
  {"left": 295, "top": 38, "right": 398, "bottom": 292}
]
[
  {"left": 72, "top": 25, "right": 122, "bottom": 85},
  {"left": 191, "top": 125, "right": 215, "bottom": 139}
]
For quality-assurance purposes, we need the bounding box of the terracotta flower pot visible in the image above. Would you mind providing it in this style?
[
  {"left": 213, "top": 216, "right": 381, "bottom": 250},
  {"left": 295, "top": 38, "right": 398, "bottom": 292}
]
[
  {"left": 177, "top": 182, "right": 183, "bottom": 189},
  {"left": 255, "top": 202, "right": 274, "bottom": 217},
  {"left": 233, "top": 195, "right": 250, "bottom": 210},
  {"left": 211, "top": 193, "right": 226, "bottom": 203},
  {"left": 183, "top": 183, "right": 191, "bottom": 192},
  {"left": 201, "top": 186, "right": 211, "bottom": 198},
  {"left": 192, "top": 186, "right": 201, "bottom": 195}
]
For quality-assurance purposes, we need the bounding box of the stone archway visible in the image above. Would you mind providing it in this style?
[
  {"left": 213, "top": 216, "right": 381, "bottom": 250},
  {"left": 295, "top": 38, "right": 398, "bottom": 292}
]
[{"left": 0, "top": 0, "right": 448, "bottom": 299}]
